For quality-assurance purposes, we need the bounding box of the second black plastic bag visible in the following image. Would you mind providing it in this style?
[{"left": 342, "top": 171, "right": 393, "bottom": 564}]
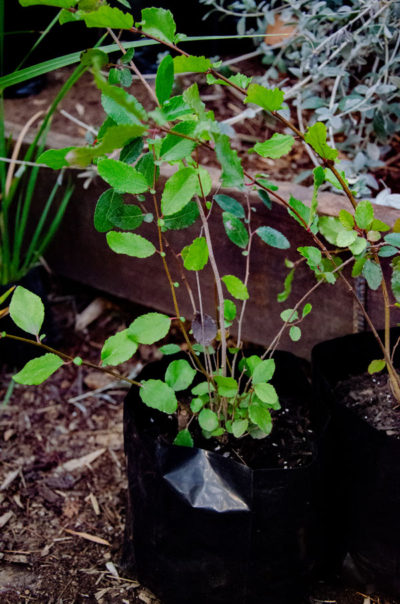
[{"left": 122, "top": 351, "right": 323, "bottom": 604}]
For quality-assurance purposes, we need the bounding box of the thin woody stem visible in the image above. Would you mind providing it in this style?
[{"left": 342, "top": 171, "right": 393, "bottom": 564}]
[{"left": 1, "top": 332, "right": 141, "bottom": 386}]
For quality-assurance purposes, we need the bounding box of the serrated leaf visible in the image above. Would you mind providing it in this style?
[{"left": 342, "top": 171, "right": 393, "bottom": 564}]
[
  {"left": 156, "top": 54, "right": 174, "bottom": 105},
  {"left": 224, "top": 299, "right": 236, "bottom": 322},
  {"left": 181, "top": 237, "right": 209, "bottom": 271},
  {"left": 206, "top": 72, "right": 252, "bottom": 89},
  {"left": 384, "top": 233, "right": 400, "bottom": 248},
  {"left": 129, "top": 312, "right": 170, "bottom": 345},
  {"left": 37, "top": 147, "right": 75, "bottom": 169},
  {"left": 160, "top": 121, "right": 197, "bottom": 162},
  {"left": 13, "top": 353, "right": 64, "bottom": 385},
  {"left": 109, "top": 67, "right": 132, "bottom": 88},
  {"left": 106, "top": 232, "right": 155, "bottom": 258},
  {"left": 162, "top": 202, "right": 199, "bottom": 231},
  {"left": 244, "top": 84, "right": 284, "bottom": 111},
  {"left": 213, "top": 194, "right": 244, "bottom": 218},
  {"left": 232, "top": 419, "right": 248, "bottom": 438},
  {"left": 257, "top": 226, "right": 290, "bottom": 249},
  {"left": 339, "top": 209, "right": 354, "bottom": 229},
  {"left": 362, "top": 259, "right": 383, "bottom": 290},
  {"left": 336, "top": 230, "right": 357, "bottom": 248},
  {"left": 249, "top": 403, "right": 272, "bottom": 434},
  {"left": 368, "top": 359, "right": 386, "bottom": 374},
  {"left": 161, "top": 168, "right": 198, "bottom": 215},
  {"left": 298, "top": 246, "right": 322, "bottom": 270},
  {"left": 252, "top": 359, "right": 275, "bottom": 384},
  {"left": 309, "top": 165, "right": 325, "bottom": 225},
  {"left": 136, "top": 152, "right": 157, "bottom": 187},
  {"left": 355, "top": 200, "right": 374, "bottom": 230},
  {"left": 198, "top": 408, "right": 219, "bottom": 432},
  {"left": 214, "top": 376, "right": 238, "bottom": 398},
  {"left": 165, "top": 359, "right": 196, "bottom": 391},
  {"left": 100, "top": 84, "right": 147, "bottom": 126},
  {"left": 288, "top": 195, "right": 317, "bottom": 233},
  {"left": 141, "top": 7, "right": 176, "bottom": 44},
  {"left": 251, "top": 133, "right": 294, "bottom": 159},
  {"left": 120, "top": 137, "right": 144, "bottom": 164},
  {"left": 173, "top": 55, "right": 212, "bottom": 74},
  {"left": 192, "top": 313, "right": 217, "bottom": 345},
  {"left": 304, "top": 122, "right": 338, "bottom": 161},
  {"left": 98, "top": 159, "right": 149, "bottom": 194},
  {"left": 101, "top": 329, "right": 138, "bottom": 366},
  {"left": 277, "top": 267, "right": 294, "bottom": 302},
  {"left": 82, "top": 5, "right": 133, "bottom": 28},
  {"left": 213, "top": 133, "right": 244, "bottom": 189},
  {"left": 371, "top": 219, "right": 390, "bottom": 232},
  {"left": 173, "top": 429, "right": 194, "bottom": 447},
  {"left": 391, "top": 267, "right": 400, "bottom": 302},
  {"left": 140, "top": 379, "right": 177, "bottom": 414},
  {"left": 222, "top": 275, "right": 249, "bottom": 300},
  {"left": 157, "top": 95, "right": 192, "bottom": 121},
  {"left": 10, "top": 286, "right": 44, "bottom": 336},
  {"left": 222, "top": 212, "right": 249, "bottom": 249},
  {"left": 289, "top": 325, "right": 301, "bottom": 341},
  {"left": 159, "top": 343, "right": 181, "bottom": 355},
  {"left": 194, "top": 166, "right": 212, "bottom": 197}
]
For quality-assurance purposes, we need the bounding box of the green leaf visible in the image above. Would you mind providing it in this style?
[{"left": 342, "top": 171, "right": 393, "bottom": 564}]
[
  {"left": 254, "top": 383, "right": 278, "bottom": 406},
  {"left": 156, "top": 54, "right": 174, "bottom": 105},
  {"left": 336, "top": 230, "right": 357, "bottom": 248},
  {"left": 192, "top": 381, "right": 215, "bottom": 396},
  {"left": 198, "top": 408, "right": 219, "bottom": 432},
  {"left": 160, "top": 121, "right": 197, "bottom": 162},
  {"left": 157, "top": 95, "right": 192, "bottom": 121},
  {"left": 304, "top": 122, "right": 338, "bottom": 161},
  {"left": 355, "top": 200, "right": 374, "bottom": 230},
  {"left": 249, "top": 403, "right": 272, "bottom": 434},
  {"left": 222, "top": 275, "right": 249, "bottom": 300},
  {"left": 13, "top": 353, "right": 64, "bottom": 385},
  {"left": 106, "top": 232, "right": 156, "bottom": 258},
  {"left": 83, "top": 5, "right": 133, "bottom": 28},
  {"left": 173, "top": 55, "right": 212, "bottom": 73},
  {"left": 140, "top": 7, "right": 176, "bottom": 44},
  {"left": 213, "top": 133, "right": 244, "bottom": 189},
  {"left": 256, "top": 226, "right": 290, "bottom": 249},
  {"left": 20, "top": 0, "right": 76, "bottom": 6},
  {"left": 140, "top": 379, "right": 177, "bottom": 414},
  {"left": 120, "top": 137, "right": 144, "bottom": 164},
  {"left": 252, "top": 359, "right": 275, "bottom": 384},
  {"left": 165, "top": 359, "right": 196, "bottom": 391},
  {"left": 277, "top": 267, "right": 294, "bottom": 303},
  {"left": 384, "top": 233, "right": 400, "bottom": 248},
  {"left": 302, "top": 303, "right": 312, "bottom": 318},
  {"left": 251, "top": 133, "right": 294, "bottom": 159},
  {"left": 352, "top": 257, "right": 366, "bottom": 277},
  {"left": 222, "top": 212, "right": 249, "bottom": 249},
  {"left": 379, "top": 245, "right": 398, "bottom": 258},
  {"left": 391, "top": 266, "right": 400, "bottom": 302},
  {"left": 371, "top": 219, "right": 390, "bottom": 232},
  {"left": 136, "top": 152, "right": 157, "bottom": 187},
  {"left": 190, "top": 398, "right": 205, "bottom": 413},
  {"left": 160, "top": 343, "right": 181, "bottom": 355},
  {"left": 206, "top": 72, "right": 252, "bottom": 89},
  {"left": 98, "top": 159, "right": 149, "bottom": 194},
  {"left": 162, "top": 202, "right": 199, "bottom": 231},
  {"left": 110, "top": 203, "right": 143, "bottom": 231},
  {"left": 194, "top": 166, "right": 212, "bottom": 197},
  {"left": 349, "top": 237, "right": 367, "bottom": 256},
  {"left": 309, "top": 166, "right": 325, "bottom": 225},
  {"left": 101, "top": 329, "right": 138, "bottom": 366},
  {"left": 232, "top": 419, "right": 248, "bottom": 438},
  {"left": 10, "top": 286, "right": 44, "bottom": 336},
  {"left": 213, "top": 194, "right": 245, "bottom": 218},
  {"left": 244, "top": 84, "right": 284, "bottom": 112},
  {"left": 280, "top": 308, "right": 298, "bottom": 323},
  {"left": 288, "top": 195, "right": 318, "bottom": 233},
  {"left": 223, "top": 299, "right": 237, "bottom": 322},
  {"left": 339, "top": 209, "right": 355, "bottom": 230},
  {"left": 109, "top": 66, "right": 133, "bottom": 88},
  {"left": 94, "top": 189, "right": 124, "bottom": 232},
  {"left": 182, "top": 83, "right": 206, "bottom": 117},
  {"left": 258, "top": 189, "right": 272, "bottom": 210},
  {"left": 298, "top": 246, "right": 322, "bottom": 270},
  {"left": 362, "top": 259, "right": 383, "bottom": 290},
  {"left": 161, "top": 168, "right": 198, "bottom": 215},
  {"left": 37, "top": 147, "right": 75, "bottom": 169},
  {"left": 173, "top": 429, "right": 194, "bottom": 447},
  {"left": 181, "top": 236, "right": 209, "bottom": 271},
  {"left": 368, "top": 359, "right": 386, "bottom": 374},
  {"left": 129, "top": 312, "right": 170, "bottom": 345},
  {"left": 214, "top": 376, "right": 238, "bottom": 398},
  {"left": 289, "top": 325, "right": 301, "bottom": 341},
  {"left": 100, "top": 84, "right": 147, "bottom": 126},
  {"left": 0, "top": 287, "right": 14, "bottom": 305}
]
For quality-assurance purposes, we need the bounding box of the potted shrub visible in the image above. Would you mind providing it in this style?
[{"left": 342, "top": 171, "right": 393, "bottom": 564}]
[{"left": 2, "top": 0, "right": 400, "bottom": 600}]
